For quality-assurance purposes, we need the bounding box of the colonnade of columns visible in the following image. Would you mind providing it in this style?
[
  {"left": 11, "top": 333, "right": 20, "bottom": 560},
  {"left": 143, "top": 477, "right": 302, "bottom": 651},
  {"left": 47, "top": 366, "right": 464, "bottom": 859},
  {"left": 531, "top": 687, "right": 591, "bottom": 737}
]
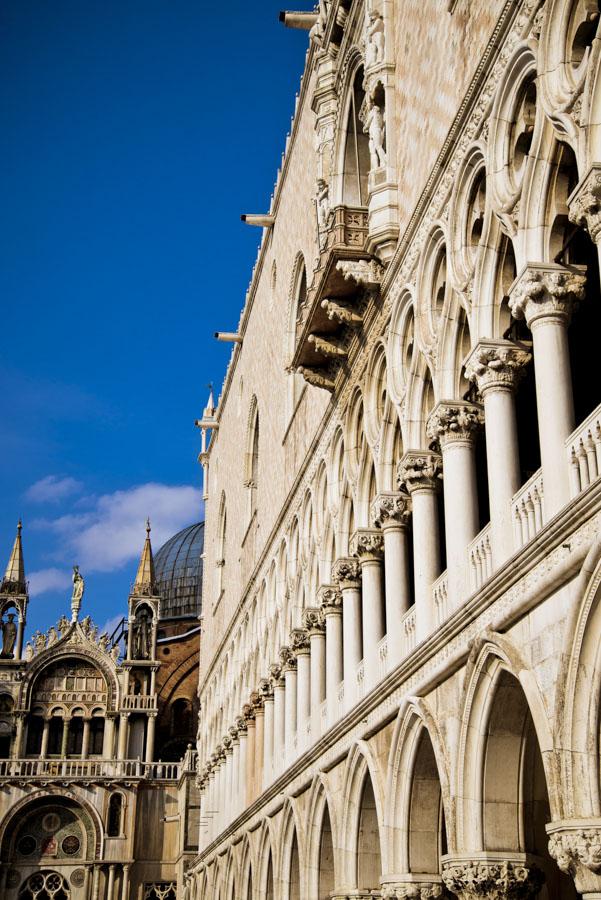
[{"left": 89, "top": 861, "right": 130, "bottom": 900}]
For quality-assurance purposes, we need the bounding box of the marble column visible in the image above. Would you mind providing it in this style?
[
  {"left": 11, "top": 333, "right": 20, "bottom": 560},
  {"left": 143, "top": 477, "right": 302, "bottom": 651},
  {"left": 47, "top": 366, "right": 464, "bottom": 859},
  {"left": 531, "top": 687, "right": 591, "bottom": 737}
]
[
  {"left": 13, "top": 714, "right": 24, "bottom": 759},
  {"left": 547, "top": 818, "right": 601, "bottom": 900},
  {"left": 144, "top": 714, "right": 156, "bottom": 763},
  {"left": 332, "top": 557, "right": 362, "bottom": 711},
  {"left": 222, "top": 736, "right": 233, "bottom": 822},
  {"left": 40, "top": 719, "right": 50, "bottom": 759},
  {"left": 120, "top": 864, "right": 130, "bottom": 900},
  {"left": 350, "top": 529, "right": 385, "bottom": 690},
  {"left": 117, "top": 713, "right": 129, "bottom": 760},
  {"left": 442, "top": 854, "right": 545, "bottom": 900},
  {"left": 253, "top": 695, "right": 265, "bottom": 796},
  {"left": 81, "top": 717, "right": 91, "bottom": 760},
  {"left": 261, "top": 679, "right": 274, "bottom": 787},
  {"left": 509, "top": 262, "right": 586, "bottom": 517},
  {"left": 427, "top": 401, "right": 483, "bottom": 605},
  {"left": 271, "top": 664, "right": 286, "bottom": 777},
  {"left": 398, "top": 451, "right": 443, "bottom": 642},
  {"left": 291, "top": 628, "right": 311, "bottom": 752},
  {"left": 103, "top": 716, "right": 115, "bottom": 758},
  {"left": 280, "top": 647, "right": 298, "bottom": 765},
  {"left": 244, "top": 705, "right": 256, "bottom": 807},
  {"left": 465, "top": 340, "right": 532, "bottom": 565},
  {"left": 371, "top": 491, "right": 412, "bottom": 668},
  {"left": 302, "top": 607, "right": 326, "bottom": 741},
  {"left": 318, "top": 584, "right": 343, "bottom": 726},
  {"left": 106, "top": 864, "right": 116, "bottom": 900}
]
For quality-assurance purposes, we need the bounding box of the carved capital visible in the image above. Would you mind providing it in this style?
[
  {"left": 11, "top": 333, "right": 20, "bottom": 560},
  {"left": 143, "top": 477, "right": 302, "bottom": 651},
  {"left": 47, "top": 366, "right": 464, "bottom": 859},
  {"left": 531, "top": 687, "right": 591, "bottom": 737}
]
[
  {"left": 568, "top": 163, "right": 601, "bottom": 243},
  {"left": 269, "top": 662, "right": 284, "bottom": 687},
  {"left": 350, "top": 527, "right": 385, "bottom": 561},
  {"left": 290, "top": 627, "right": 310, "bottom": 655},
  {"left": 442, "top": 858, "right": 544, "bottom": 900},
  {"left": 371, "top": 491, "right": 412, "bottom": 529},
  {"left": 398, "top": 451, "right": 443, "bottom": 493},
  {"left": 547, "top": 820, "right": 601, "bottom": 895},
  {"left": 380, "top": 881, "right": 444, "bottom": 900},
  {"left": 426, "top": 400, "right": 484, "bottom": 448},
  {"left": 234, "top": 715, "right": 247, "bottom": 736},
  {"left": 336, "top": 257, "right": 385, "bottom": 287},
  {"left": 259, "top": 677, "right": 274, "bottom": 702},
  {"left": 301, "top": 605, "right": 325, "bottom": 634},
  {"left": 464, "top": 339, "right": 532, "bottom": 394},
  {"left": 317, "top": 583, "right": 342, "bottom": 614},
  {"left": 331, "top": 557, "right": 362, "bottom": 588},
  {"left": 279, "top": 645, "right": 297, "bottom": 672},
  {"left": 508, "top": 262, "right": 586, "bottom": 328}
]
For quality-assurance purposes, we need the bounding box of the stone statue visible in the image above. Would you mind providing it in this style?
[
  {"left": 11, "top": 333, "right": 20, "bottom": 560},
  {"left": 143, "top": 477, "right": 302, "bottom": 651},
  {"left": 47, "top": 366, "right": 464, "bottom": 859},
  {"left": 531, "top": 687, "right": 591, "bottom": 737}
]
[
  {"left": 71, "top": 565, "right": 84, "bottom": 621},
  {"left": 98, "top": 632, "right": 110, "bottom": 652},
  {"left": 365, "top": 102, "right": 386, "bottom": 169},
  {"left": 24, "top": 642, "right": 33, "bottom": 661},
  {"left": 33, "top": 630, "right": 46, "bottom": 653},
  {"left": 46, "top": 626, "right": 57, "bottom": 647},
  {"left": 316, "top": 178, "right": 330, "bottom": 229},
  {"left": 1, "top": 614, "right": 17, "bottom": 658},
  {"left": 110, "top": 643, "right": 120, "bottom": 663},
  {"left": 310, "top": 0, "right": 329, "bottom": 45},
  {"left": 365, "top": 9, "right": 385, "bottom": 67},
  {"left": 57, "top": 615, "right": 70, "bottom": 637},
  {"left": 134, "top": 608, "right": 151, "bottom": 660}
]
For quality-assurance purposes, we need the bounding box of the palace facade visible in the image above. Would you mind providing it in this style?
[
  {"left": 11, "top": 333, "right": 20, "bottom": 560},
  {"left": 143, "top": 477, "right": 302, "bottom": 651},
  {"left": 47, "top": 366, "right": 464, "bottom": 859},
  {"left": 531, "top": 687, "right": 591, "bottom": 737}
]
[
  {"left": 187, "top": 0, "right": 601, "bottom": 898},
  {"left": 0, "top": 521, "right": 203, "bottom": 900}
]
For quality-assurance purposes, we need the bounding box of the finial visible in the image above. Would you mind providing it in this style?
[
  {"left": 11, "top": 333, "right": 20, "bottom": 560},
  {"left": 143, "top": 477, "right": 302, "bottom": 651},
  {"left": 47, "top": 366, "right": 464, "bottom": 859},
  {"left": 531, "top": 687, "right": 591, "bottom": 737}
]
[
  {"left": 146, "top": 517, "right": 151, "bottom": 537},
  {"left": 17, "top": 519, "right": 22, "bottom": 535}
]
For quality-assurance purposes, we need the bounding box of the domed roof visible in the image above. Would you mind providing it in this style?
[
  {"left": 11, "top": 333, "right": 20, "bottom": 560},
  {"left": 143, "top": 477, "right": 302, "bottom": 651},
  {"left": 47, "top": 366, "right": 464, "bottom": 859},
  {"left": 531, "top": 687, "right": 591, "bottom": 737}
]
[{"left": 154, "top": 522, "right": 204, "bottom": 619}]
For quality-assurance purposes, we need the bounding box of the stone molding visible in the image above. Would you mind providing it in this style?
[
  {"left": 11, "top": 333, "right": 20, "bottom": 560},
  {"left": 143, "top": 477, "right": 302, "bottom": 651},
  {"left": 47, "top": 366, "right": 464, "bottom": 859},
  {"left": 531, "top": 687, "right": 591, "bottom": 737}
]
[
  {"left": 464, "top": 339, "right": 532, "bottom": 395},
  {"left": 318, "top": 583, "right": 343, "bottom": 614},
  {"left": 301, "top": 606, "right": 325, "bottom": 634},
  {"left": 398, "top": 451, "right": 443, "bottom": 493},
  {"left": 426, "top": 400, "right": 484, "bottom": 448},
  {"left": 508, "top": 262, "right": 587, "bottom": 328},
  {"left": 568, "top": 163, "right": 601, "bottom": 244},
  {"left": 371, "top": 491, "right": 412, "bottom": 529},
  {"left": 350, "top": 528, "right": 385, "bottom": 561},
  {"left": 442, "top": 857, "right": 545, "bottom": 900},
  {"left": 547, "top": 820, "right": 601, "bottom": 894},
  {"left": 332, "top": 557, "right": 362, "bottom": 589}
]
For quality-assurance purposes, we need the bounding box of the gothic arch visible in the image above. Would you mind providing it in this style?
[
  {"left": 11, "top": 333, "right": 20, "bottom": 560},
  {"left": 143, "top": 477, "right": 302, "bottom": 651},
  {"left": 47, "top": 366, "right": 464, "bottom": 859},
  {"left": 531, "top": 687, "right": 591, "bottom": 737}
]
[
  {"left": 277, "top": 799, "right": 305, "bottom": 900},
  {"left": 304, "top": 773, "right": 341, "bottom": 900},
  {"left": 339, "top": 740, "right": 387, "bottom": 887}
]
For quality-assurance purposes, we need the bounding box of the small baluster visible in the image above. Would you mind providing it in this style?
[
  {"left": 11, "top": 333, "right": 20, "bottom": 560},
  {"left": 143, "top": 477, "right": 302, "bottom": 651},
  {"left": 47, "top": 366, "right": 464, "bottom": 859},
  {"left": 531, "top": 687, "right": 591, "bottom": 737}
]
[
  {"left": 578, "top": 438, "right": 590, "bottom": 490},
  {"left": 585, "top": 431, "right": 598, "bottom": 484},
  {"left": 569, "top": 446, "right": 581, "bottom": 497}
]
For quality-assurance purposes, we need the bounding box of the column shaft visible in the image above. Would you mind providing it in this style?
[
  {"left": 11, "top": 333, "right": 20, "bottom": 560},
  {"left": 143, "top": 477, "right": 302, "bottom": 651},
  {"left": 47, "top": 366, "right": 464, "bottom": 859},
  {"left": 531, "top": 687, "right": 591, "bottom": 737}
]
[
  {"left": 40, "top": 720, "right": 50, "bottom": 759},
  {"left": 309, "top": 631, "right": 326, "bottom": 738},
  {"left": 262, "top": 697, "right": 274, "bottom": 785},
  {"left": 440, "top": 441, "right": 479, "bottom": 601},
  {"left": 342, "top": 586, "right": 362, "bottom": 694},
  {"left": 324, "top": 611, "right": 342, "bottom": 724},
  {"left": 273, "top": 683, "right": 286, "bottom": 775},
  {"left": 411, "top": 488, "right": 440, "bottom": 640},
  {"left": 284, "top": 668, "right": 297, "bottom": 762},
  {"left": 145, "top": 715, "right": 155, "bottom": 763},
  {"left": 382, "top": 525, "right": 411, "bottom": 664},
  {"left": 296, "top": 652, "right": 311, "bottom": 747},
  {"left": 81, "top": 719, "right": 91, "bottom": 760}
]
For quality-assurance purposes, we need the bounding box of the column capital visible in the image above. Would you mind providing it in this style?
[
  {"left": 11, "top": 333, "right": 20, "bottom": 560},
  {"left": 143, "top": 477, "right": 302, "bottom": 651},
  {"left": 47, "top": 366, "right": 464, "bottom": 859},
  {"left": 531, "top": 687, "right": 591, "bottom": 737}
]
[
  {"left": 442, "top": 856, "right": 544, "bottom": 900},
  {"left": 318, "top": 583, "right": 342, "bottom": 614},
  {"left": 301, "top": 606, "right": 325, "bottom": 634},
  {"left": 222, "top": 734, "right": 233, "bottom": 754},
  {"left": 290, "top": 627, "right": 310, "bottom": 656},
  {"left": 234, "top": 715, "right": 247, "bottom": 736},
  {"left": 568, "top": 163, "right": 601, "bottom": 243},
  {"left": 464, "top": 339, "right": 532, "bottom": 395},
  {"left": 426, "top": 400, "right": 484, "bottom": 448},
  {"left": 331, "top": 557, "right": 362, "bottom": 588},
  {"left": 371, "top": 491, "right": 412, "bottom": 529},
  {"left": 259, "top": 677, "right": 274, "bottom": 702},
  {"left": 381, "top": 882, "right": 443, "bottom": 900},
  {"left": 249, "top": 689, "right": 263, "bottom": 713},
  {"left": 547, "top": 819, "right": 601, "bottom": 895},
  {"left": 508, "top": 262, "right": 586, "bottom": 328},
  {"left": 398, "top": 450, "right": 443, "bottom": 493},
  {"left": 228, "top": 725, "right": 239, "bottom": 743},
  {"left": 350, "top": 527, "right": 385, "bottom": 561},
  {"left": 279, "top": 645, "right": 297, "bottom": 672},
  {"left": 269, "top": 662, "right": 285, "bottom": 688}
]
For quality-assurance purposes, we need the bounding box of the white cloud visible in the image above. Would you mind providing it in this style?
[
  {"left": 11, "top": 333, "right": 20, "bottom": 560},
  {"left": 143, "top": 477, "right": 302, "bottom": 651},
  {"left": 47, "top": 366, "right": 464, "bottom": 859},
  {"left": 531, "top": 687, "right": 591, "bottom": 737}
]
[
  {"left": 39, "top": 482, "right": 202, "bottom": 574},
  {"left": 25, "top": 475, "right": 83, "bottom": 504},
  {"left": 29, "top": 567, "right": 71, "bottom": 597},
  {"left": 100, "top": 614, "right": 124, "bottom": 638}
]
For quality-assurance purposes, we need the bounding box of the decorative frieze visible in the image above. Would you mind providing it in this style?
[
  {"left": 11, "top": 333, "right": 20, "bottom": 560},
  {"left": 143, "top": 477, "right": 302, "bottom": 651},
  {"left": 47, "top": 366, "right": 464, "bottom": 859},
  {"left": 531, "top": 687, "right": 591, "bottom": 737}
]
[
  {"left": 398, "top": 451, "right": 443, "bottom": 493},
  {"left": 371, "top": 491, "right": 412, "bottom": 529},
  {"left": 568, "top": 164, "right": 601, "bottom": 244},
  {"left": 442, "top": 858, "right": 544, "bottom": 900},
  {"left": 350, "top": 528, "right": 385, "bottom": 561},
  {"left": 426, "top": 401, "right": 484, "bottom": 448},
  {"left": 317, "top": 583, "right": 343, "bottom": 614},
  {"left": 331, "top": 557, "right": 362, "bottom": 589},
  {"left": 464, "top": 339, "right": 532, "bottom": 395},
  {"left": 508, "top": 262, "right": 587, "bottom": 328}
]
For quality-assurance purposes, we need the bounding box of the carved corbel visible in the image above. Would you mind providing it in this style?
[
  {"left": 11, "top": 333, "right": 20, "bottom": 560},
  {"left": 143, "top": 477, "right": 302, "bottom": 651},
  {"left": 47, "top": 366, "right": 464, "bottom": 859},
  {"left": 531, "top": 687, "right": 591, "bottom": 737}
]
[
  {"left": 336, "top": 258, "right": 385, "bottom": 288},
  {"left": 308, "top": 333, "right": 347, "bottom": 358},
  {"left": 296, "top": 366, "right": 335, "bottom": 392},
  {"left": 320, "top": 298, "right": 363, "bottom": 326}
]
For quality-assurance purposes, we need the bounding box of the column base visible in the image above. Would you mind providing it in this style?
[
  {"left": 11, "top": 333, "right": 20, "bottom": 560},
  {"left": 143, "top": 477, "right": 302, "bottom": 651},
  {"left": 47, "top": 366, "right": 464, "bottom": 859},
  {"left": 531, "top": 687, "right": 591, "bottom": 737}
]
[{"left": 442, "top": 852, "right": 545, "bottom": 900}]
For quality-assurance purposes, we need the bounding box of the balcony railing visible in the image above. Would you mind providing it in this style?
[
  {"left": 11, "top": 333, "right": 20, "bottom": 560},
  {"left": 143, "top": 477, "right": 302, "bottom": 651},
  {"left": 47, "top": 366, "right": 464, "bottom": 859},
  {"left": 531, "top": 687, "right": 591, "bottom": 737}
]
[
  {"left": 0, "top": 758, "right": 182, "bottom": 781},
  {"left": 468, "top": 522, "right": 493, "bottom": 593},
  {"left": 567, "top": 406, "right": 601, "bottom": 497},
  {"left": 378, "top": 635, "right": 388, "bottom": 681},
  {"left": 356, "top": 661, "right": 365, "bottom": 700},
  {"left": 432, "top": 571, "right": 449, "bottom": 626},
  {"left": 122, "top": 694, "right": 158, "bottom": 711},
  {"left": 512, "top": 469, "right": 545, "bottom": 549},
  {"left": 401, "top": 606, "right": 416, "bottom": 657}
]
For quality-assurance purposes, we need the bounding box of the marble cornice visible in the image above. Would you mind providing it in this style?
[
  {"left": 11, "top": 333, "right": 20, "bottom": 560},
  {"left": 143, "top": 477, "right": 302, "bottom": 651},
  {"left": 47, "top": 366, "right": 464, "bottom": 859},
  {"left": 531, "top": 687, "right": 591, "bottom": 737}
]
[{"left": 192, "top": 477, "right": 601, "bottom": 869}]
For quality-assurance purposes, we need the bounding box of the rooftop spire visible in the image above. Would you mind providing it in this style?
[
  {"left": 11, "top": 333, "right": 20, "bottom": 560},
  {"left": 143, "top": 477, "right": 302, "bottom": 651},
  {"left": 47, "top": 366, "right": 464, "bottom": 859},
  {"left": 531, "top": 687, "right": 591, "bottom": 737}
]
[
  {"left": 1, "top": 520, "right": 26, "bottom": 594},
  {"left": 203, "top": 383, "right": 216, "bottom": 418},
  {"left": 133, "top": 519, "right": 156, "bottom": 596}
]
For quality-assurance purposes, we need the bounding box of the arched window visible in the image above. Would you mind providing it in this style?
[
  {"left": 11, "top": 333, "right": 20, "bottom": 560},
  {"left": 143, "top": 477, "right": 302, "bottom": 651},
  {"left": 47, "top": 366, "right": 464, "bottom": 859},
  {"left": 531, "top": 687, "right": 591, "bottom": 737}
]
[
  {"left": 244, "top": 398, "right": 260, "bottom": 521},
  {"left": 286, "top": 257, "right": 308, "bottom": 420},
  {"left": 107, "top": 792, "right": 123, "bottom": 837},
  {"left": 18, "top": 870, "right": 70, "bottom": 900},
  {"left": 342, "top": 67, "right": 370, "bottom": 206},
  {"left": 216, "top": 491, "right": 227, "bottom": 601}
]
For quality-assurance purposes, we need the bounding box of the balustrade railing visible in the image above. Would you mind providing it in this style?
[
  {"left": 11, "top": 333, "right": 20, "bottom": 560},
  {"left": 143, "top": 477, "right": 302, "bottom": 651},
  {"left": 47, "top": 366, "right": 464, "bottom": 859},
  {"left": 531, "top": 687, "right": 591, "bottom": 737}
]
[
  {"left": 378, "top": 635, "right": 388, "bottom": 680},
  {"left": 337, "top": 681, "right": 345, "bottom": 704},
  {"left": 0, "top": 758, "right": 182, "bottom": 780},
  {"left": 512, "top": 469, "right": 544, "bottom": 549},
  {"left": 432, "top": 572, "right": 449, "bottom": 625},
  {"left": 468, "top": 523, "right": 493, "bottom": 593},
  {"left": 567, "top": 405, "right": 601, "bottom": 497},
  {"left": 401, "top": 607, "right": 416, "bottom": 657},
  {"left": 356, "top": 661, "right": 365, "bottom": 700},
  {"left": 122, "top": 694, "right": 157, "bottom": 711}
]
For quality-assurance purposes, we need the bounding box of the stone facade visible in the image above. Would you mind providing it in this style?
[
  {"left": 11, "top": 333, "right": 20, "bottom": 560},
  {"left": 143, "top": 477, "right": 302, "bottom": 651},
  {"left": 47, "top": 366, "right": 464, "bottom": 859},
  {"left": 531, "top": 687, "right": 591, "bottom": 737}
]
[
  {"left": 0, "top": 524, "right": 201, "bottom": 900},
  {"left": 187, "top": 0, "right": 601, "bottom": 898}
]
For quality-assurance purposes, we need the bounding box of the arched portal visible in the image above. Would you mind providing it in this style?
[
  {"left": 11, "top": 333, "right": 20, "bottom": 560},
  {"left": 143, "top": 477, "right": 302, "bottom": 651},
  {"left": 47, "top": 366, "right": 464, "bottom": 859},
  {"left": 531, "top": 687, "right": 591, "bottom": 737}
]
[
  {"left": 408, "top": 729, "right": 447, "bottom": 874},
  {"left": 318, "top": 802, "right": 335, "bottom": 900},
  {"left": 357, "top": 772, "right": 382, "bottom": 890}
]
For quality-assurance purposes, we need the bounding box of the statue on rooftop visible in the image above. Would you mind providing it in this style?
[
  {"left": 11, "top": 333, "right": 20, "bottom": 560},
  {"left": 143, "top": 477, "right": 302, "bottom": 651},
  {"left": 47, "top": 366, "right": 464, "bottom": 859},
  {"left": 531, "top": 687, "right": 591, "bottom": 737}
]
[{"left": 1, "top": 613, "right": 17, "bottom": 658}]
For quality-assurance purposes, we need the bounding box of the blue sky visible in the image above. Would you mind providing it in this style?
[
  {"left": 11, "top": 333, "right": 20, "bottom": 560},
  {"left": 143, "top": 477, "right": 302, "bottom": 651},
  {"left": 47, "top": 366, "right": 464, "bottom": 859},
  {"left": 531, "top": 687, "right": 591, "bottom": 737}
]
[{"left": 0, "top": 1, "right": 310, "bottom": 639}]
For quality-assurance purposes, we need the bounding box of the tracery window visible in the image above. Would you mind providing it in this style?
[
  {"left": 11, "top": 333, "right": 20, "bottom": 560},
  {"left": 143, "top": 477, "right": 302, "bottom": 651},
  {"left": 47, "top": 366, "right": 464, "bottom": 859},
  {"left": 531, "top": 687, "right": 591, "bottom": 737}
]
[
  {"left": 216, "top": 491, "right": 227, "bottom": 600},
  {"left": 18, "top": 871, "right": 69, "bottom": 900},
  {"left": 144, "top": 883, "right": 176, "bottom": 900},
  {"left": 342, "top": 68, "right": 369, "bottom": 206},
  {"left": 244, "top": 399, "right": 260, "bottom": 522}
]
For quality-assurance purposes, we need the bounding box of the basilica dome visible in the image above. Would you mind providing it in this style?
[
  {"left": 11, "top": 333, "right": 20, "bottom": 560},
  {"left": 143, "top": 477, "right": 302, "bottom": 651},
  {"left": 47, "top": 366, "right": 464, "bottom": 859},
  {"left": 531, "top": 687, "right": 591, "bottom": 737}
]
[{"left": 154, "top": 522, "right": 204, "bottom": 620}]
